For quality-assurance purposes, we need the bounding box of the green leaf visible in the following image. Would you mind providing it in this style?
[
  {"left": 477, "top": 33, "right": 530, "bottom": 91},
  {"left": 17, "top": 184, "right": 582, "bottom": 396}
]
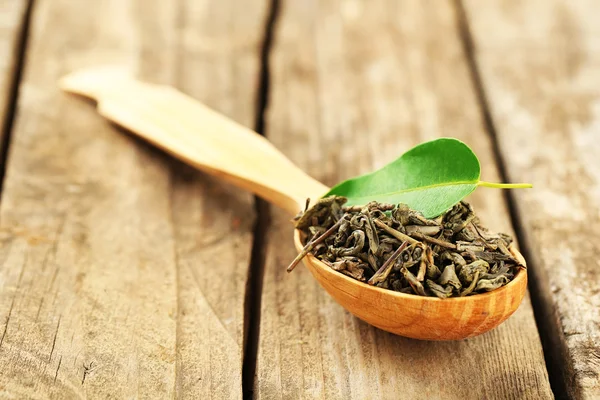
[{"left": 325, "top": 138, "right": 481, "bottom": 218}]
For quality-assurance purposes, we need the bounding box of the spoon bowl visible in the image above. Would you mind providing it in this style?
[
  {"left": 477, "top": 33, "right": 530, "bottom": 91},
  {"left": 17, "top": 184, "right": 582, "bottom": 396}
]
[
  {"left": 61, "top": 67, "right": 529, "bottom": 341},
  {"left": 295, "top": 229, "right": 527, "bottom": 340}
]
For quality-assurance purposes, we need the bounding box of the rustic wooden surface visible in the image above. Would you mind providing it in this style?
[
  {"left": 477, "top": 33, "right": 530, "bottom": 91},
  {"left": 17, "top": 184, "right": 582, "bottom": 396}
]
[
  {"left": 0, "top": 0, "right": 267, "bottom": 398},
  {"left": 464, "top": 0, "right": 600, "bottom": 398},
  {"left": 0, "top": 0, "right": 598, "bottom": 398},
  {"left": 256, "top": 1, "right": 552, "bottom": 399},
  {"left": 0, "top": 0, "right": 29, "bottom": 149}
]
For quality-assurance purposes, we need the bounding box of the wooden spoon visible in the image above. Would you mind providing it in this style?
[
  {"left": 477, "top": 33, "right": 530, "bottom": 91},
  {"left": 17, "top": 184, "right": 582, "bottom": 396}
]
[{"left": 60, "top": 67, "right": 527, "bottom": 341}]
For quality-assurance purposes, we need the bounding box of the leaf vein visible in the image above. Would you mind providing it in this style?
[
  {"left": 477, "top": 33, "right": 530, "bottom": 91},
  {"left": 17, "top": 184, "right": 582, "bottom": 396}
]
[{"left": 344, "top": 180, "right": 477, "bottom": 203}]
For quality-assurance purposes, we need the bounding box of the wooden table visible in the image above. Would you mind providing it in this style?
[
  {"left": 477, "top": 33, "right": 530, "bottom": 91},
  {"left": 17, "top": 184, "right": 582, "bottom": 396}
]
[{"left": 0, "top": 1, "right": 598, "bottom": 399}]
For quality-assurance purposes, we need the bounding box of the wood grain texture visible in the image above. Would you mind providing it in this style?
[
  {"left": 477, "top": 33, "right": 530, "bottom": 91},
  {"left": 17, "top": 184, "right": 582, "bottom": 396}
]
[
  {"left": 256, "top": 1, "right": 553, "bottom": 399},
  {"left": 0, "top": 0, "right": 29, "bottom": 146},
  {"left": 0, "top": 0, "right": 267, "bottom": 398},
  {"left": 463, "top": 0, "right": 600, "bottom": 398}
]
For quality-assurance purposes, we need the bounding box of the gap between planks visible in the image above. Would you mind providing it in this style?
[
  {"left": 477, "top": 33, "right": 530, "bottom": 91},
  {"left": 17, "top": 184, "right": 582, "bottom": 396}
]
[
  {"left": 242, "top": 0, "right": 281, "bottom": 398},
  {"left": 0, "top": 0, "right": 35, "bottom": 197},
  {"left": 454, "top": 0, "right": 570, "bottom": 398}
]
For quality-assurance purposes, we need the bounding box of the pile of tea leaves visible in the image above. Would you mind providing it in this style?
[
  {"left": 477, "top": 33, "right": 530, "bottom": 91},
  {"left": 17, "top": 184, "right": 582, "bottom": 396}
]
[{"left": 289, "top": 196, "right": 524, "bottom": 298}]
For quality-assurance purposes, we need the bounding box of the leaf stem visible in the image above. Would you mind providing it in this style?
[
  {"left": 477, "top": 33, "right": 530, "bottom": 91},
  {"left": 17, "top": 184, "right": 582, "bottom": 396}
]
[{"left": 478, "top": 181, "right": 532, "bottom": 189}]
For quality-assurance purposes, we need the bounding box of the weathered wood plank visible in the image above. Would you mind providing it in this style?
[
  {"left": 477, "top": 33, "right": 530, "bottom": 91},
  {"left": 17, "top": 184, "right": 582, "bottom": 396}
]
[
  {"left": 256, "top": 1, "right": 553, "bottom": 399},
  {"left": 0, "top": 0, "right": 267, "bottom": 398},
  {"left": 154, "top": 2, "right": 269, "bottom": 398},
  {"left": 0, "top": 0, "right": 29, "bottom": 151},
  {"left": 463, "top": 0, "right": 600, "bottom": 398}
]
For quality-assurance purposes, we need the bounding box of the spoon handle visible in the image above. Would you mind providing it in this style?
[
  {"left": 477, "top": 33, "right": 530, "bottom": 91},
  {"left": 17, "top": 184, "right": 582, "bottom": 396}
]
[{"left": 60, "top": 67, "right": 329, "bottom": 215}]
